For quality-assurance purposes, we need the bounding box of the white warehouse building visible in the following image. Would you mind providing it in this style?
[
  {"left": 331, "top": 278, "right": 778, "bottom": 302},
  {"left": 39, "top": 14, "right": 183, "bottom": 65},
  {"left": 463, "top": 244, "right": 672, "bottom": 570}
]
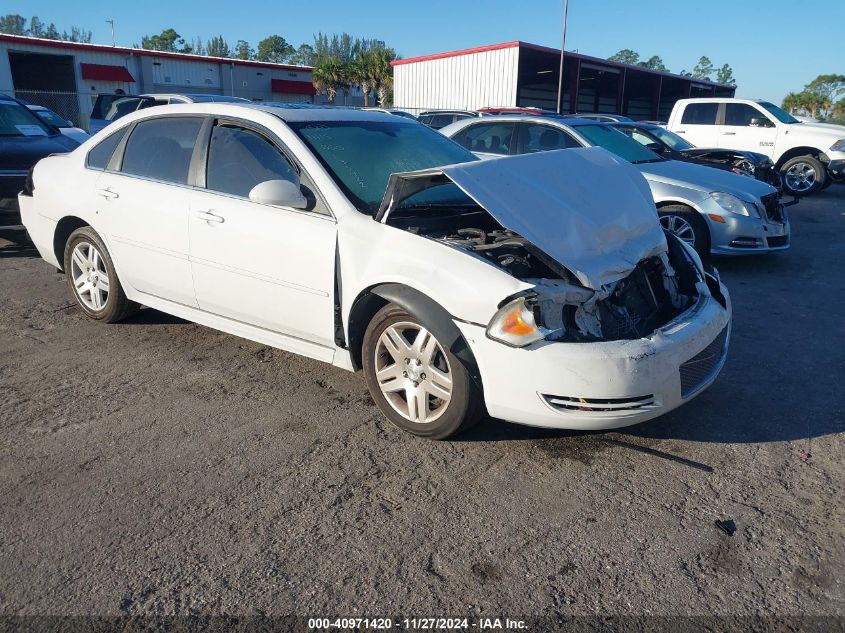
[
  {"left": 392, "top": 41, "right": 736, "bottom": 120},
  {"left": 0, "top": 33, "right": 325, "bottom": 129}
]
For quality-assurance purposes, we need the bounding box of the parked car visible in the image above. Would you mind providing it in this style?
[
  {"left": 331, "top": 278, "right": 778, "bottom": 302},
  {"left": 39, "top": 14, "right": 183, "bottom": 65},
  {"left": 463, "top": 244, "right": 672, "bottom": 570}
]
[
  {"left": 611, "top": 121, "right": 783, "bottom": 190},
  {"left": 21, "top": 104, "right": 731, "bottom": 439},
  {"left": 666, "top": 98, "right": 845, "bottom": 195},
  {"left": 0, "top": 94, "right": 79, "bottom": 232},
  {"left": 88, "top": 93, "right": 251, "bottom": 134},
  {"left": 570, "top": 113, "right": 633, "bottom": 123},
  {"left": 418, "top": 110, "right": 482, "bottom": 129},
  {"left": 26, "top": 105, "right": 89, "bottom": 144},
  {"left": 441, "top": 114, "right": 789, "bottom": 257},
  {"left": 361, "top": 107, "right": 417, "bottom": 120}
]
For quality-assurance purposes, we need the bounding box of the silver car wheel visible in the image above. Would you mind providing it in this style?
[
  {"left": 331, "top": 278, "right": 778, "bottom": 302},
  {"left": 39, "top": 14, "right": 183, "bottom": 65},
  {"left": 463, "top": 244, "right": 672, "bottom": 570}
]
[
  {"left": 374, "top": 321, "right": 453, "bottom": 424},
  {"left": 659, "top": 214, "right": 696, "bottom": 246},
  {"left": 784, "top": 162, "right": 817, "bottom": 193},
  {"left": 70, "top": 241, "right": 110, "bottom": 311}
]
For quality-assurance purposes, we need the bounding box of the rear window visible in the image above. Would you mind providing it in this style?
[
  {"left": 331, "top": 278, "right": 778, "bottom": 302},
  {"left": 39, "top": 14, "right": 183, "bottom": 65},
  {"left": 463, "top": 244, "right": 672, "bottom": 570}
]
[
  {"left": 120, "top": 117, "right": 202, "bottom": 184},
  {"left": 86, "top": 127, "right": 127, "bottom": 170},
  {"left": 681, "top": 103, "right": 718, "bottom": 125}
]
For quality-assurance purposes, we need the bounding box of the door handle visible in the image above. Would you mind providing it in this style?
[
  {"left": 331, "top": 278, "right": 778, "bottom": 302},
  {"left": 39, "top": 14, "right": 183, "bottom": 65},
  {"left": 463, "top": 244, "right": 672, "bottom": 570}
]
[
  {"left": 722, "top": 132, "right": 736, "bottom": 135},
  {"left": 675, "top": 130, "right": 685, "bottom": 134},
  {"left": 195, "top": 210, "right": 225, "bottom": 224},
  {"left": 95, "top": 188, "right": 119, "bottom": 200}
]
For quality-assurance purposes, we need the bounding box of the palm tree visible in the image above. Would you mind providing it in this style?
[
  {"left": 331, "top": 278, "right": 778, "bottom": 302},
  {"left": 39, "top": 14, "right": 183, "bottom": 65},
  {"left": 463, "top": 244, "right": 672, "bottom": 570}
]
[
  {"left": 781, "top": 92, "right": 802, "bottom": 114},
  {"left": 312, "top": 58, "right": 347, "bottom": 103},
  {"left": 349, "top": 50, "right": 376, "bottom": 107},
  {"left": 370, "top": 47, "right": 396, "bottom": 107}
]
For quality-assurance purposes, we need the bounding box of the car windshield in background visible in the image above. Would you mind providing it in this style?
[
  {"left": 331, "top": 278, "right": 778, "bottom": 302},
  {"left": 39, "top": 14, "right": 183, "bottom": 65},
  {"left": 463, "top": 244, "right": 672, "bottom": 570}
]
[
  {"left": 0, "top": 102, "right": 54, "bottom": 137},
  {"left": 649, "top": 126, "right": 694, "bottom": 151},
  {"left": 33, "top": 109, "right": 70, "bottom": 128},
  {"left": 289, "top": 119, "right": 478, "bottom": 214},
  {"left": 574, "top": 124, "right": 664, "bottom": 164},
  {"left": 758, "top": 101, "right": 799, "bottom": 124}
]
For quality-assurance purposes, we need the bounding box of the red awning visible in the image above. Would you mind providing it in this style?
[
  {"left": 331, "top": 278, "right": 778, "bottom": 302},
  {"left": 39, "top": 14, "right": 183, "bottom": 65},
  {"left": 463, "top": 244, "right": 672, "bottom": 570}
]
[
  {"left": 271, "top": 79, "right": 315, "bottom": 95},
  {"left": 80, "top": 63, "right": 135, "bottom": 82}
]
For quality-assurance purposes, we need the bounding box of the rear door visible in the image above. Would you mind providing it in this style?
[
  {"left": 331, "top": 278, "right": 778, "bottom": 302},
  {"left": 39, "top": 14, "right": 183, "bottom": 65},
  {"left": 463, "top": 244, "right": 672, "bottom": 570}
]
[
  {"left": 670, "top": 102, "right": 720, "bottom": 147},
  {"left": 88, "top": 95, "right": 154, "bottom": 133},
  {"left": 93, "top": 115, "right": 204, "bottom": 306},
  {"left": 188, "top": 118, "right": 337, "bottom": 350},
  {"left": 717, "top": 102, "right": 778, "bottom": 158}
]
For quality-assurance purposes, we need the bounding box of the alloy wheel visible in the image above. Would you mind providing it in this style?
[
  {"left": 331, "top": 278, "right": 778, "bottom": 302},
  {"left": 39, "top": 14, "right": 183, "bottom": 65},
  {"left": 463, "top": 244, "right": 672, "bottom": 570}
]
[
  {"left": 659, "top": 214, "right": 696, "bottom": 247},
  {"left": 373, "top": 322, "right": 453, "bottom": 424},
  {"left": 70, "top": 241, "right": 110, "bottom": 311},
  {"left": 784, "top": 162, "right": 817, "bottom": 193}
]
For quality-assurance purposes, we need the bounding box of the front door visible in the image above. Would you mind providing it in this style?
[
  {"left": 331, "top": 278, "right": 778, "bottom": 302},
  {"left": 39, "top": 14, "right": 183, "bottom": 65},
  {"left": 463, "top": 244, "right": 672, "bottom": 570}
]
[
  {"left": 717, "top": 102, "right": 778, "bottom": 158},
  {"left": 188, "top": 120, "right": 337, "bottom": 348}
]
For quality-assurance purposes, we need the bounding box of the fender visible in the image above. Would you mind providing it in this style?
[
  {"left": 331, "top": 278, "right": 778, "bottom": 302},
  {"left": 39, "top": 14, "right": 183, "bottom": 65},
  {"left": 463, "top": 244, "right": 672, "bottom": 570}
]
[{"left": 370, "top": 283, "right": 483, "bottom": 387}]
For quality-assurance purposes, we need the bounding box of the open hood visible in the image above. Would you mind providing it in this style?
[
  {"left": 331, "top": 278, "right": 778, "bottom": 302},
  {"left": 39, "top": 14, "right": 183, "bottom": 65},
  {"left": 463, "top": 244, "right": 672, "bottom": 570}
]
[{"left": 377, "top": 147, "right": 667, "bottom": 289}]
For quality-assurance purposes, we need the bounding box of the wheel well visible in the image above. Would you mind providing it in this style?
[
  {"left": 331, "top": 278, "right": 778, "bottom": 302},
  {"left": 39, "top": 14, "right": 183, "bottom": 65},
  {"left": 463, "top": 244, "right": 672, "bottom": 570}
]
[
  {"left": 53, "top": 216, "right": 89, "bottom": 271},
  {"left": 346, "top": 289, "right": 390, "bottom": 370},
  {"left": 775, "top": 147, "right": 828, "bottom": 169}
]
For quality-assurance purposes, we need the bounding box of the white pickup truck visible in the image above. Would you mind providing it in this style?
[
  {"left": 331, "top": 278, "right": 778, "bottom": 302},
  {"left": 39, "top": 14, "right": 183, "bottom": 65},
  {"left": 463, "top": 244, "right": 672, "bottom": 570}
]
[{"left": 666, "top": 98, "right": 845, "bottom": 196}]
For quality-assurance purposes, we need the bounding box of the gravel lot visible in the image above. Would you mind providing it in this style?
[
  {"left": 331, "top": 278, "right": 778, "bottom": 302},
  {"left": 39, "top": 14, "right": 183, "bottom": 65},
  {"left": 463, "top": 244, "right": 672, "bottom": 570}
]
[{"left": 1, "top": 186, "right": 843, "bottom": 628}]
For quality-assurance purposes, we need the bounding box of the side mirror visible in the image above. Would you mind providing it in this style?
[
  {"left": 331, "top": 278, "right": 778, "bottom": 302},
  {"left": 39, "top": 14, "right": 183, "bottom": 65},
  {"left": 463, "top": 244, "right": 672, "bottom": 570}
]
[
  {"left": 646, "top": 142, "right": 665, "bottom": 154},
  {"left": 248, "top": 179, "right": 307, "bottom": 209},
  {"left": 749, "top": 117, "right": 773, "bottom": 128}
]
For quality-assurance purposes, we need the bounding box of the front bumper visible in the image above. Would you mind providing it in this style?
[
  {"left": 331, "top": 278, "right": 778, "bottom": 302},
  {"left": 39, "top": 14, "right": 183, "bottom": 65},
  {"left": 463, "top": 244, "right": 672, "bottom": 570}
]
[
  {"left": 457, "top": 288, "right": 731, "bottom": 430},
  {"left": 705, "top": 198, "right": 791, "bottom": 255},
  {"left": 827, "top": 159, "right": 845, "bottom": 182}
]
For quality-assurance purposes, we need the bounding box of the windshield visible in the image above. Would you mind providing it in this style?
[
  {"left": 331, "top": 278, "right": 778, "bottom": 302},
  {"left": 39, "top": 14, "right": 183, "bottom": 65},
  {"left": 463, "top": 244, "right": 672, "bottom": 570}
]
[
  {"left": 649, "top": 126, "right": 694, "bottom": 151},
  {"left": 288, "top": 119, "right": 478, "bottom": 214},
  {"left": 34, "top": 108, "right": 71, "bottom": 128},
  {"left": 0, "top": 101, "right": 55, "bottom": 137},
  {"left": 574, "top": 124, "right": 664, "bottom": 164},
  {"left": 759, "top": 101, "right": 799, "bottom": 124}
]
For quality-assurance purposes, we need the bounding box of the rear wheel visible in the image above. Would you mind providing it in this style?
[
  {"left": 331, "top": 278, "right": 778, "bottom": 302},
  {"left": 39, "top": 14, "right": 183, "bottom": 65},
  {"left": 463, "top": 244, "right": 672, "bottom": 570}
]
[
  {"left": 658, "top": 205, "right": 711, "bottom": 258},
  {"left": 362, "top": 304, "right": 483, "bottom": 439},
  {"left": 781, "top": 155, "right": 825, "bottom": 196},
  {"left": 64, "top": 226, "right": 138, "bottom": 323}
]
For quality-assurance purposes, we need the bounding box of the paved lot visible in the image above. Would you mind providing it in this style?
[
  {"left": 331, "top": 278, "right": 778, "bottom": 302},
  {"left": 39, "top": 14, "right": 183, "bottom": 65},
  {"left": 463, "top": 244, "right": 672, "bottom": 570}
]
[{"left": 1, "top": 186, "right": 843, "bottom": 626}]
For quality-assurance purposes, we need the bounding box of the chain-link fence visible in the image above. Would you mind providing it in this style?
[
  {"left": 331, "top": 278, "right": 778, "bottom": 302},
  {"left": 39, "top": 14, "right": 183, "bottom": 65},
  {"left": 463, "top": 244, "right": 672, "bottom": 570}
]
[{"left": 3, "top": 89, "right": 91, "bottom": 128}]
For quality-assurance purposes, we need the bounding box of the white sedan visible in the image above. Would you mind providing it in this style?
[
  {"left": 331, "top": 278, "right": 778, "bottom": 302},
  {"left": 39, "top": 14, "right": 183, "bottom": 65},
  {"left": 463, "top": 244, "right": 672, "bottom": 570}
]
[{"left": 20, "top": 105, "right": 731, "bottom": 439}]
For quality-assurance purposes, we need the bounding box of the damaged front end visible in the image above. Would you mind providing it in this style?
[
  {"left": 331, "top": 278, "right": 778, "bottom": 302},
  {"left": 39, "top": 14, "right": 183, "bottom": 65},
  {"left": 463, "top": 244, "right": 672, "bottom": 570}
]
[{"left": 378, "top": 147, "right": 724, "bottom": 347}]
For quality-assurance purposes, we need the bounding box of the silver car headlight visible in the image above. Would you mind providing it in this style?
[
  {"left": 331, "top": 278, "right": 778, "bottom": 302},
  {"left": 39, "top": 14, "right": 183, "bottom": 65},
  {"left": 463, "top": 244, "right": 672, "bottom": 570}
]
[
  {"left": 486, "top": 296, "right": 547, "bottom": 347},
  {"left": 710, "top": 192, "right": 759, "bottom": 218},
  {"left": 830, "top": 139, "right": 845, "bottom": 152}
]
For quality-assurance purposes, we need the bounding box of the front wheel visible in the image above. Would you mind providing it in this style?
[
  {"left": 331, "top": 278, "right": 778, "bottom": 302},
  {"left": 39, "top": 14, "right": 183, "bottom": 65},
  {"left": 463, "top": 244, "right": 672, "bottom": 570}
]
[
  {"left": 362, "top": 304, "right": 483, "bottom": 439},
  {"left": 781, "top": 155, "right": 826, "bottom": 196},
  {"left": 658, "top": 205, "right": 711, "bottom": 258},
  {"left": 64, "top": 226, "right": 138, "bottom": 323}
]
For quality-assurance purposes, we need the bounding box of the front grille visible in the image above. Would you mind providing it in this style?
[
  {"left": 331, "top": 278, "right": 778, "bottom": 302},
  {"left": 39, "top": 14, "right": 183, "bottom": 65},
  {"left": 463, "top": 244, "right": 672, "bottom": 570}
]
[
  {"left": 760, "top": 192, "right": 785, "bottom": 223},
  {"left": 679, "top": 326, "right": 729, "bottom": 398},
  {"left": 767, "top": 235, "right": 789, "bottom": 248},
  {"left": 542, "top": 393, "right": 658, "bottom": 413}
]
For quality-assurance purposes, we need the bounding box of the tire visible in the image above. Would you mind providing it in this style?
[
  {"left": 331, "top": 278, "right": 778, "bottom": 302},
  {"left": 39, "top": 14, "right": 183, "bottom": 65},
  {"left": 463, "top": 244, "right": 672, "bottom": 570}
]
[
  {"left": 780, "top": 155, "right": 826, "bottom": 196},
  {"left": 362, "top": 303, "right": 484, "bottom": 439},
  {"left": 63, "top": 226, "right": 138, "bottom": 323},
  {"left": 658, "top": 205, "right": 711, "bottom": 258}
]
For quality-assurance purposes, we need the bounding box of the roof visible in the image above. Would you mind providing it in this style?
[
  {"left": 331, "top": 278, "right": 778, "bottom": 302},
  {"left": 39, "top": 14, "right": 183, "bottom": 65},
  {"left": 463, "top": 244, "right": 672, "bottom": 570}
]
[
  {"left": 0, "top": 33, "right": 313, "bottom": 72},
  {"left": 392, "top": 40, "right": 734, "bottom": 88}
]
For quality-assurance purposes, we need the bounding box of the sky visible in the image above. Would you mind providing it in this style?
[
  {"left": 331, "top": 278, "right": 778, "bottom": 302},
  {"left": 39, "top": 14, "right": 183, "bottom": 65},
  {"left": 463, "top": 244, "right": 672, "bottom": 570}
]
[{"left": 6, "top": 0, "right": 841, "bottom": 104}]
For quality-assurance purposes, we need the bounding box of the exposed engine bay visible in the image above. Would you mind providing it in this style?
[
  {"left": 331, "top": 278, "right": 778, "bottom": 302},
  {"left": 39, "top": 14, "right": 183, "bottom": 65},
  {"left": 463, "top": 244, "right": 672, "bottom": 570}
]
[{"left": 389, "top": 208, "right": 705, "bottom": 343}]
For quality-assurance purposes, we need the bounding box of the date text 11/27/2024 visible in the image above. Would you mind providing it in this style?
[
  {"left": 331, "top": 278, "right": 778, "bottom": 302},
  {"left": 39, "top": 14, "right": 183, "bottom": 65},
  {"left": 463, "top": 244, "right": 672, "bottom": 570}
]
[{"left": 307, "top": 617, "right": 528, "bottom": 630}]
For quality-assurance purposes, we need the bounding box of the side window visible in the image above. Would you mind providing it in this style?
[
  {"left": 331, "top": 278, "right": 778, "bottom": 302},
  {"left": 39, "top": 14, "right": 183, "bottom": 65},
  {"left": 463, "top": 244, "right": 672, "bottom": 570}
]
[
  {"left": 86, "top": 127, "right": 127, "bottom": 170},
  {"left": 522, "top": 124, "right": 580, "bottom": 153},
  {"left": 724, "top": 103, "right": 767, "bottom": 126},
  {"left": 418, "top": 115, "right": 434, "bottom": 126},
  {"left": 120, "top": 116, "right": 202, "bottom": 185},
  {"left": 618, "top": 127, "right": 657, "bottom": 147},
  {"left": 428, "top": 114, "right": 454, "bottom": 129},
  {"left": 451, "top": 122, "right": 516, "bottom": 155},
  {"left": 680, "top": 103, "right": 718, "bottom": 125},
  {"left": 206, "top": 124, "right": 298, "bottom": 198}
]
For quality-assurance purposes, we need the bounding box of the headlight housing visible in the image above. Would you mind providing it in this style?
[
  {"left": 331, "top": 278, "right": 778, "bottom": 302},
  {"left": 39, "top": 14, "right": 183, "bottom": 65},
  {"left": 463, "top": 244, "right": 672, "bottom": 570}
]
[
  {"left": 830, "top": 139, "right": 845, "bottom": 152},
  {"left": 486, "top": 296, "right": 547, "bottom": 347},
  {"left": 710, "top": 192, "right": 759, "bottom": 217}
]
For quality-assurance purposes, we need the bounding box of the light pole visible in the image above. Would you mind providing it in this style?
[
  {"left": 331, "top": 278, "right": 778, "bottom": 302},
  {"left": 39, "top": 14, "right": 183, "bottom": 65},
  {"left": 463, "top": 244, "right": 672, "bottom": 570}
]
[
  {"left": 556, "top": 0, "right": 570, "bottom": 114},
  {"left": 106, "top": 19, "right": 115, "bottom": 47}
]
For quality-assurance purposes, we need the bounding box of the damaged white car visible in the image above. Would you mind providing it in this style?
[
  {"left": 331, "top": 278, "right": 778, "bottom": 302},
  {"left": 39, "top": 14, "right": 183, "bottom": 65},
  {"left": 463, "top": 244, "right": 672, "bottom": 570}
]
[{"left": 20, "top": 105, "right": 731, "bottom": 439}]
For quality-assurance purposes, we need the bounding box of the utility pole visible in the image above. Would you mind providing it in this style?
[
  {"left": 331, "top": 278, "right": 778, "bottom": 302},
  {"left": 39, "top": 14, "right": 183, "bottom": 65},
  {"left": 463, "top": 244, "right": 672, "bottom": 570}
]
[
  {"left": 556, "top": 0, "right": 570, "bottom": 114},
  {"left": 106, "top": 19, "right": 115, "bottom": 47}
]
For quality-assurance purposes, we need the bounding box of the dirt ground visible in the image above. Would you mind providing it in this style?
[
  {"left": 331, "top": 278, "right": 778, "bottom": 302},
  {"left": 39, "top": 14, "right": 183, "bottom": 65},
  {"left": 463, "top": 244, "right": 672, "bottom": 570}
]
[{"left": 0, "top": 186, "right": 843, "bottom": 630}]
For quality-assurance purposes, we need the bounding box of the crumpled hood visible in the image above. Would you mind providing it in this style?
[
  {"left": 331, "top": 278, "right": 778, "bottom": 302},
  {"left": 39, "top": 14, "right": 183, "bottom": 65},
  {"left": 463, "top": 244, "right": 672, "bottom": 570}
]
[
  {"left": 378, "top": 147, "right": 667, "bottom": 289},
  {"left": 640, "top": 158, "right": 777, "bottom": 200}
]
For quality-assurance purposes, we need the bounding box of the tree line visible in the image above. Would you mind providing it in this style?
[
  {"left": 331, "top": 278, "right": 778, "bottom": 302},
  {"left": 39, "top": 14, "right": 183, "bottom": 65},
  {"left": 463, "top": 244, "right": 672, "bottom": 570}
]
[
  {"left": 0, "top": 14, "right": 92, "bottom": 42},
  {"left": 781, "top": 75, "right": 845, "bottom": 122},
  {"left": 606, "top": 49, "right": 735, "bottom": 84}
]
